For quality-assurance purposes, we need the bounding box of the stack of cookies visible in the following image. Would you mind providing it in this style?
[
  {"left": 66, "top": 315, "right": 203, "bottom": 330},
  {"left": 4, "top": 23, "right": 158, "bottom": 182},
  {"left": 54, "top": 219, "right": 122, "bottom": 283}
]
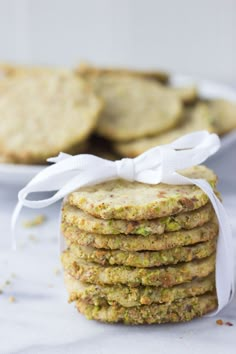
[{"left": 61, "top": 165, "right": 218, "bottom": 324}]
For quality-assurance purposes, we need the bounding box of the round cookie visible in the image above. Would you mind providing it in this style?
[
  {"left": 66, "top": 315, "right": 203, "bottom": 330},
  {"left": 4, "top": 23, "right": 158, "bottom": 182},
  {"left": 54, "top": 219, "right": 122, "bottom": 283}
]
[
  {"left": 68, "top": 165, "right": 217, "bottom": 220},
  {"left": 62, "top": 202, "right": 214, "bottom": 236},
  {"left": 209, "top": 99, "right": 236, "bottom": 135},
  {"left": 169, "top": 85, "right": 198, "bottom": 104},
  {"left": 114, "top": 103, "right": 214, "bottom": 157},
  {"left": 68, "top": 239, "right": 216, "bottom": 268},
  {"left": 76, "top": 61, "right": 169, "bottom": 84},
  {"left": 0, "top": 62, "right": 60, "bottom": 78},
  {"left": 86, "top": 74, "right": 182, "bottom": 141},
  {"left": 63, "top": 219, "right": 218, "bottom": 252},
  {"left": 65, "top": 272, "right": 215, "bottom": 307},
  {"left": 0, "top": 69, "right": 102, "bottom": 163},
  {"left": 76, "top": 293, "right": 217, "bottom": 324},
  {"left": 61, "top": 252, "right": 216, "bottom": 287}
]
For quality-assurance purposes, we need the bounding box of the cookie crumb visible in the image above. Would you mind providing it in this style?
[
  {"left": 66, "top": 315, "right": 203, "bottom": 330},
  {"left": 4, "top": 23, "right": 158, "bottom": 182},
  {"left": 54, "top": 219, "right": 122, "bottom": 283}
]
[
  {"left": 216, "top": 319, "right": 224, "bottom": 325},
  {"left": 53, "top": 268, "right": 61, "bottom": 276},
  {"left": 9, "top": 296, "right": 16, "bottom": 303},
  {"left": 28, "top": 234, "right": 38, "bottom": 241},
  {"left": 225, "top": 321, "right": 233, "bottom": 327},
  {"left": 23, "top": 214, "right": 46, "bottom": 227}
]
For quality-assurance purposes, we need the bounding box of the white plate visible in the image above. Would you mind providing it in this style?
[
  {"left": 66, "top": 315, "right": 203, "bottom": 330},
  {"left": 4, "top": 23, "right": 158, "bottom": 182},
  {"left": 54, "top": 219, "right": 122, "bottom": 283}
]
[
  {"left": 0, "top": 162, "right": 44, "bottom": 185},
  {"left": 0, "top": 75, "right": 236, "bottom": 186}
]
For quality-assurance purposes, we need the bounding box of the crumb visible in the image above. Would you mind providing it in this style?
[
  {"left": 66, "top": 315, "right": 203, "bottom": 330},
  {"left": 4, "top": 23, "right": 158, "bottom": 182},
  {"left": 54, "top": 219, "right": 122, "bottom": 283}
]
[
  {"left": 28, "top": 234, "right": 38, "bottom": 242},
  {"left": 53, "top": 268, "right": 61, "bottom": 276},
  {"left": 216, "top": 319, "right": 224, "bottom": 325},
  {"left": 0, "top": 289, "right": 3, "bottom": 294},
  {"left": 9, "top": 296, "right": 16, "bottom": 303},
  {"left": 23, "top": 214, "right": 46, "bottom": 228},
  {"left": 5, "top": 280, "right": 11, "bottom": 286},
  {"left": 225, "top": 322, "right": 233, "bottom": 327},
  {"left": 11, "top": 273, "right": 16, "bottom": 278}
]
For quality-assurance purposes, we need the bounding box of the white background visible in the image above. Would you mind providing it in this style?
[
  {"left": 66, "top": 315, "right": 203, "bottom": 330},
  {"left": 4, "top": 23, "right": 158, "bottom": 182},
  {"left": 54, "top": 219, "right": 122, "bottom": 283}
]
[{"left": 0, "top": 0, "right": 236, "bottom": 83}]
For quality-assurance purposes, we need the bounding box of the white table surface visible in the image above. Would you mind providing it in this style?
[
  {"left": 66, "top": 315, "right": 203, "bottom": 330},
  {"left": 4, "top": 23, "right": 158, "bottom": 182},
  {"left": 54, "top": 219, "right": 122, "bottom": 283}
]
[{"left": 0, "top": 135, "right": 236, "bottom": 354}]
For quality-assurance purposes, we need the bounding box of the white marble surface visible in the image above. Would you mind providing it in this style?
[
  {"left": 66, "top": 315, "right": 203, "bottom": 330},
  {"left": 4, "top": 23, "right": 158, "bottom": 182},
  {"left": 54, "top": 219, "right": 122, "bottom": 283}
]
[{"left": 0, "top": 138, "right": 236, "bottom": 354}]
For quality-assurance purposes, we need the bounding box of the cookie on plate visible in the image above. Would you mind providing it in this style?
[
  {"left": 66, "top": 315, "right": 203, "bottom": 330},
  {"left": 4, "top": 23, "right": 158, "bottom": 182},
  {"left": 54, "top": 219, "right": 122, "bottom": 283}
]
[
  {"left": 209, "top": 99, "right": 236, "bottom": 135},
  {"left": 114, "top": 103, "right": 215, "bottom": 157},
  {"left": 76, "top": 61, "right": 169, "bottom": 84},
  {"left": 81, "top": 73, "right": 182, "bottom": 141},
  {"left": 169, "top": 85, "right": 198, "bottom": 104},
  {"left": 0, "top": 69, "right": 103, "bottom": 164}
]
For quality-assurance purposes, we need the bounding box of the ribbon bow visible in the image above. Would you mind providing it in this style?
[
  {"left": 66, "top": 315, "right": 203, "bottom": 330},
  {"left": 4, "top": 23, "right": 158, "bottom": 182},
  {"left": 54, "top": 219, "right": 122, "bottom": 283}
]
[{"left": 12, "top": 130, "right": 234, "bottom": 315}]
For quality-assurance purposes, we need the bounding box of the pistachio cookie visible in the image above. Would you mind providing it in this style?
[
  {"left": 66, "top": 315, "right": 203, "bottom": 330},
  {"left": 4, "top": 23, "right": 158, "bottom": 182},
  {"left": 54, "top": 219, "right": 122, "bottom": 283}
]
[
  {"left": 68, "top": 239, "right": 216, "bottom": 268},
  {"left": 65, "top": 272, "right": 215, "bottom": 307},
  {"left": 68, "top": 166, "right": 217, "bottom": 220},
  {"left": 114, "top": 103, "right": 214, "bottom": 157},
  {"left": 76, "top": 293, "right": 217, "bottom": 324},
  {"left": 83, "top": 73, "right": 182, "bottom": 141},
  {"left": 0, "top": 69, "right": 102, "bottom": 163},
  {"left": 62, "top": 202, "right": 214, "bottom": 236},
  {"left": 63, "top": 219, "right": 218, "bottom": 252},
  {"left": 61, "top": 253, "right": 215, "bottom": 287}
]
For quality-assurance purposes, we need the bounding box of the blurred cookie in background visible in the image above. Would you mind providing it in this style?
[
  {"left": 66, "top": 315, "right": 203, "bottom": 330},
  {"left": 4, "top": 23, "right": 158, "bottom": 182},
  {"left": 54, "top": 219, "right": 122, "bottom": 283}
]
[
  {"left": 114, "top": 103, "right": 215, "bottom": 157},
  {"left": 77, "top": 66, "right": 183, "bottom": 141},
  {"left": 0, "top": 65, "right": 103, "bottom": 164}
]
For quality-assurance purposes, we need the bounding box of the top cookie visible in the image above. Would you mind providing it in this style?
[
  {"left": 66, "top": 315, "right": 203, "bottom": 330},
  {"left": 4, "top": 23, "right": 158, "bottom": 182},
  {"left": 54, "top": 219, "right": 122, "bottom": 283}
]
[
  {"left": 81, "top": 73, "right": 182, "bottom": 141},
  {"left": 0, "top": 69, "right": 102, "bottom": 163},
  {"left": 68, "top": 165, "right": 217, "bottom": 220}
]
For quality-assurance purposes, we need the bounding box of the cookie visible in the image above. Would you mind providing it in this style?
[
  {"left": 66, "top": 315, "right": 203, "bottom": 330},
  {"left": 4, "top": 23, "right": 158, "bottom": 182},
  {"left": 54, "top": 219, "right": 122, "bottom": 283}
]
[
  {"left": 0, "top": 62, "right": 59, "bottom": 78},
  {"left": 62, "top": 202, "right": 214, "bottom": 236},
  {"left": 169, "top": 85, "right": 198, "bottom": 104},
  {"left": 76, "top": 293, "right": 217, "bottom": 324},
  {"left": 63, "top": 219, "right": 218, "bottom": 252},
  {"left": 84, "top": 73, "right": 182, "bottom": 141},
  {"left": 209, "top": 99, "right": 236, "bottom": 135},
  {"left": 114, "top": 103, "right": 214, "bottom": 157},
  {"left": 0, "top": 69, "right": 102, "bottom": 163},
  {"left": 68, "top": 239, "right": 216, "bottom": 268},
  {"left": 76, "top": 61, "right": 169, "bottom": 84},
  {"left": 65, "top": 272, "right": 215, "bottom": 307},
  {"left": 68, "top": 165, "right": 217, "bottom": 220},
  {"left": 61, "top": 252, "right": 215, "bottom": 287}
]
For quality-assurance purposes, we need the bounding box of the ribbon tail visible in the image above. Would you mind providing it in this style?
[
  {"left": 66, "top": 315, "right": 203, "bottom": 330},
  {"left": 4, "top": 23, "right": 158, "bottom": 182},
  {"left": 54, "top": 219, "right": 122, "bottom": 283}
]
[
  {"left": 181, "top": 176, "right": 235, "bottom": 315},
  {"left": 11, "top": 201, "right": 24, "bottom": 250}
]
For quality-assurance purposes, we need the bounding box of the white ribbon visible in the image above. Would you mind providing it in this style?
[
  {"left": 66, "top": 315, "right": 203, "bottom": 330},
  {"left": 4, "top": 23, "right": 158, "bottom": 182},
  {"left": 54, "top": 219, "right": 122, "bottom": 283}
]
[{"left": 12, "top": 131, "right": 234, "bottom": 314}]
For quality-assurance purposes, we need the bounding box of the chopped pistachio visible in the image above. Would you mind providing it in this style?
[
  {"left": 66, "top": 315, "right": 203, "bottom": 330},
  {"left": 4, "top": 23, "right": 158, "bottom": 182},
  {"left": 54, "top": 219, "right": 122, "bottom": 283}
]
[{"left": 23, "top": 214, "right": 46, "bottom": 228}]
